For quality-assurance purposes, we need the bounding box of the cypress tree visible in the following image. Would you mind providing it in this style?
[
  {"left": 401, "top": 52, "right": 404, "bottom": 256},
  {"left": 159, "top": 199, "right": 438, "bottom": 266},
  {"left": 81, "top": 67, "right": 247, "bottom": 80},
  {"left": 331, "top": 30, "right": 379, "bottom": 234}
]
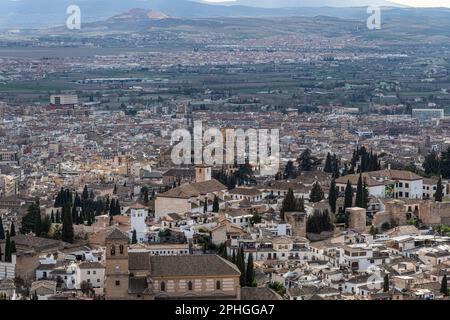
[
  {"left": 309, "top": 182, "right": 324, "bottom": 203},
  {"left": 62, "top": 204, "right": 74, "bottom": 243},
  {"left": 236, "top": 248, "right": 246, "bottom": 287},
  {"left": 329, "top": 179, "right": 338, "bottom": 214},
  {"left": 82, "top": 185, "right": 89, "bottom": 202},
  {"left": 344, "top": 180, "right": 353, "bottom": 212},
  {"left": 324, "top": 153, "right": 333, "bottom": 173},
  {"left": 56, "top": 211, "right": 61, "bottom": 224},
  {"left": 212, "top": 195, "right": 219, "bottom": 213},
  {"left": 0, "top": 216, "right": 4, "bottom": 240},
  {"left": 42, "top": 215, "right": 51, "bottom": 236},
  {"left": 355, "top": 173, "right": 364, "bottom": 208},
  {"left": 383, "top": 274, "right": 389, "bottom": 292},
  {"left": 441, "top": 275, "right": 448, "bottom": 296},
  {"left": 281, "top": 188, "right": 296, "bottom": 220},
  {"left": 4, "top": 231, "right": 11, "bottom": 262},
  {"left": 131, "top": 229, "right": 138, "bottom": 244},
  {"left": 115, "top": 200, "right": 121, "bottom": 215},
  {"left": 50, "top": 210, "right": 55, "bottom": 223},
  {"left": 363, "top": 178, "right": 370, "bottom": 209},
  {"left": 332, "top": 154, "right": 340, "bottom": 178},
  {"left": 10, "top": 240, "right": 16, "bottom": 255},
  {"left": 245, "top": 253, "right": 255, "bottom": 287},
  {"left": 72, "top": 204, "right": 78, "bottom": 225},
  {"left": 231, "top": 249, "right": 236, "bottom": 264},
  {"left": 435, "top": 177, "right": 444, "bottom": 202},
  {"left": 203, "top": 198, "right": 208, "bottom": 213},
  {"left": 10, "top": 221, "right": 15, "bottom": 238},
  {"left": 34, "top": 208, "right": 42, "bottom": 237}
]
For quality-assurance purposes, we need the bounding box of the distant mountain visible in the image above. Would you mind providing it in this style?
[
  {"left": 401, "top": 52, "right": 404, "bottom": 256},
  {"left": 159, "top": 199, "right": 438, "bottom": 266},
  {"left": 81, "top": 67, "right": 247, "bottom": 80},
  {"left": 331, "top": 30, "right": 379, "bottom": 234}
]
[
  {"left": 0, "top": 0, "right": 442, "bottom": 29},
  {"left": 111, "top": 8, "right": 170, "bottom": 21}
]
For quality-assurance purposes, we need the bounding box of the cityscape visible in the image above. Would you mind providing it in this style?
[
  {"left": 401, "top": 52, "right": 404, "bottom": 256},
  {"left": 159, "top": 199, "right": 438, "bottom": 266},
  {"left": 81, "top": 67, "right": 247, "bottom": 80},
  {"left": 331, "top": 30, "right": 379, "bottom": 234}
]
[{"left": 0, "top": 0, "right": 450, "bottom": 307}]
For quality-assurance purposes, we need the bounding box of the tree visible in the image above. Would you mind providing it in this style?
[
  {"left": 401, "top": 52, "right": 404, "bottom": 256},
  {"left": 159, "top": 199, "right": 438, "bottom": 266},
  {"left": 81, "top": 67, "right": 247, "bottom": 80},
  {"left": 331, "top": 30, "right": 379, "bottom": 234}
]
[
  {"left": 131, "top": 229, "right": 138, "bottom": 244},
  {"left": 9, "top": 221, "right": 15, "bottom": 237},
  {"left": 441, "top": 147, "right": 450, "bottom": 179},
  {"left": 203, "top": 198, "right": 208, "bottom": 213},
  {"left": 41, "top": 215, "right": 51, "bottom": 236},
  {"left": 332, "top": 154, "right": 340, "bottom": 178},
  {"left": 441, "top": 274, "right": 448, "bottom": 296},
  {"left": 212, "top": 195, "right": 219, "bottom": 213},
  {"left": 328, "top": 179, "right": 338, "bottom": 214},
  {"left": 363, "top": 178, "right": 370, "bottom": 209},
  {"left": 141, "top": 186, "right": 149, "bottom": 204},
  {"left": 245, "top": 253, "right": 255, "bottom": 287},
  {"left": 435, "top": 177, "right": 444, "bottom": 202},
  {"left": 80, "top": 280, "right": 93, "bottom": 296},
  {"left": 21, "top": 202, "right": 41, "bottom": 235},
  {"left": 344, "top": 180, "right": 353, "bottom": 212},
  {"left": 236, "top": 248, "right": 246, "bottom": 287},
  {"left": 231, "top": 249, "right": 236, "bottom": 264},
  {"left": 309, "top": 182, "right": 324, "bottom": 203},
  {"left": 4, "top": 231, "right": 11, "bottom": 262},
  {"left": 10, "top": 240, "right": 16, "bottom": 255},
  {"left": 82, "top": 185, "right": 89, "bottom": 202},
  {"left": 355, "top": 173, "right": 364, "bottom": 208},
  {"left": 306, "top": 209, "right": 335, "bottom": 234},
  {"left": 61, "top": 204, "right": 74, "bottom": 243},
  {"left": 324, "top": 153, "right": 333, "bottom": 173},
  {"left": 113, "top": 183, "right": 117, "bottom": 195},
  {"left": 280, "top": 188, "right": 296, "bottom": 220},
  {"left": 369, "top": 225, "right": 378, "bottom": 236},
  {"left": 0, "top": 216, "right": 4, "bottom": 240},
  {"left": 423, "top": 150, "right": 441, "bottom": 176},
  {"left": 284, "top": 160, "right": 297, "bottom": 179},
  {"left": 250, "top": 213, "right": 262, "bottom": 225},
  {"left": 268, "top": 282, "right": 286, "bottom": 296},
  {"left": 298, "top": 149, "right": 320, "bottom": 171},
  {"left": 383, "top": 274, "right": 389, "bottom": 292}
]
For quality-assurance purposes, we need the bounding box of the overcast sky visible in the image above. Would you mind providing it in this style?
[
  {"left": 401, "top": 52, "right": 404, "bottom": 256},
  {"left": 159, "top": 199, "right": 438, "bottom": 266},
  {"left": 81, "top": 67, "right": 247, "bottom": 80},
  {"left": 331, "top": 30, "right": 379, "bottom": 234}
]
[{"left": 204, "top": 0, "right": 450, "bottom": 7}]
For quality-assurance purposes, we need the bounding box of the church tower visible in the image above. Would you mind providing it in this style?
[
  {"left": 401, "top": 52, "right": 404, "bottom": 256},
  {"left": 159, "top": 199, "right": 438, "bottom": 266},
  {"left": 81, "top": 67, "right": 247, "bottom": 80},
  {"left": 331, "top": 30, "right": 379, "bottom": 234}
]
[
  {"left": 105, "top": 228, "right": 130, "bottom": 300},
  {"left": 195, "top": 164, "right": 211, "bottom": 183}
]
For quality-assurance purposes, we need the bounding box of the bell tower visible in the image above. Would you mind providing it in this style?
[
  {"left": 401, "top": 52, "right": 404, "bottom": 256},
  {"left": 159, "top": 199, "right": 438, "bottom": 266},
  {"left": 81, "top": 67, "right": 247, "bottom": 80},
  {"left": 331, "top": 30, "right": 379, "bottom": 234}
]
[
  {"left": 195, "top": 164, "right": 211, "bottom": 183},
  {"left": 105, "top": 228, "right": 130, "bottom": 300}
]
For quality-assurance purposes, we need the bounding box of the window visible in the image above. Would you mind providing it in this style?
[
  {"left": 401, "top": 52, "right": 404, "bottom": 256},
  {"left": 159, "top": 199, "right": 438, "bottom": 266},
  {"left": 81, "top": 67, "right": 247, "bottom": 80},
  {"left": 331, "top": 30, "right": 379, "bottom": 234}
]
[
  {"left": 93, "top": 271, "right": 96, "bottom": 275},
  {"left": 119, "top": 244, "right": 124, "bottom": 254},
  {"left": 216, "top": 281, "right": 221, "bottom": 290},
  {"left": 405, "top": 192, "right": 409, "bottom": 198},
  {"left": 405, "top": 183, "right": 409, "bottom": 188},
  {"left": 188, "top": 281, "right": 193, "bottom": 291},
  {"left": 115, "top": 280, "right": 120, "bottom": 286},
  {"left": 97, "top": 279, "right": 100, "bottom": 282},
  {"left": 399, "top": 182, "right": 403, "bottom": 188},
  {"left": 87, "top": 271, "right": 90, "bottom": 275},
  {"left": 110, "top": 245, "right": 116, "bottom": 256},
  {"left": 160, "top": 282, "right": 166, "bottom": 292}
]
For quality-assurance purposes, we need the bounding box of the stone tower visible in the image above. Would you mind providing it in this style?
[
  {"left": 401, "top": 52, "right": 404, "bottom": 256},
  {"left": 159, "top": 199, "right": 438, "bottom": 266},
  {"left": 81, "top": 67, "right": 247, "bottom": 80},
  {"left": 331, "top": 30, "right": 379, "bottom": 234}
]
[
  {"left": 105, "top": 228, "right": 130, "bottom": 300},
  {"left": 284, "top": 212, "right": 307, "bottom": 237},
  {"left": 346, "top": 207, "right": 367, "bottom": 233},
  {"left": 195, "top": 164, "right": 211, "bottom": 183}
]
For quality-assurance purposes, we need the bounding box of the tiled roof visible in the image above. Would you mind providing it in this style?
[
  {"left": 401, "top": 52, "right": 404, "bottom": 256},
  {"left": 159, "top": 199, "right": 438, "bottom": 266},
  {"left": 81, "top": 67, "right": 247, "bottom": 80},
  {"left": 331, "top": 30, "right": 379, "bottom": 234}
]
[
  {"left": 157, "top": 179, "right": 226, "bottom": 199},
  {"left": 128, "top": 253, "right": 241, "bottom": 277}
]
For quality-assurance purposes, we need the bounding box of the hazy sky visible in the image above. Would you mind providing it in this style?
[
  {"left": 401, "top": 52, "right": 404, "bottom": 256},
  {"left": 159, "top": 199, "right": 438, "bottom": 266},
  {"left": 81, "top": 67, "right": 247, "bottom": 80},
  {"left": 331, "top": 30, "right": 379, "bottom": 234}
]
[{"left": 204, "top": 0, "right": 450, "bottom": 7}]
